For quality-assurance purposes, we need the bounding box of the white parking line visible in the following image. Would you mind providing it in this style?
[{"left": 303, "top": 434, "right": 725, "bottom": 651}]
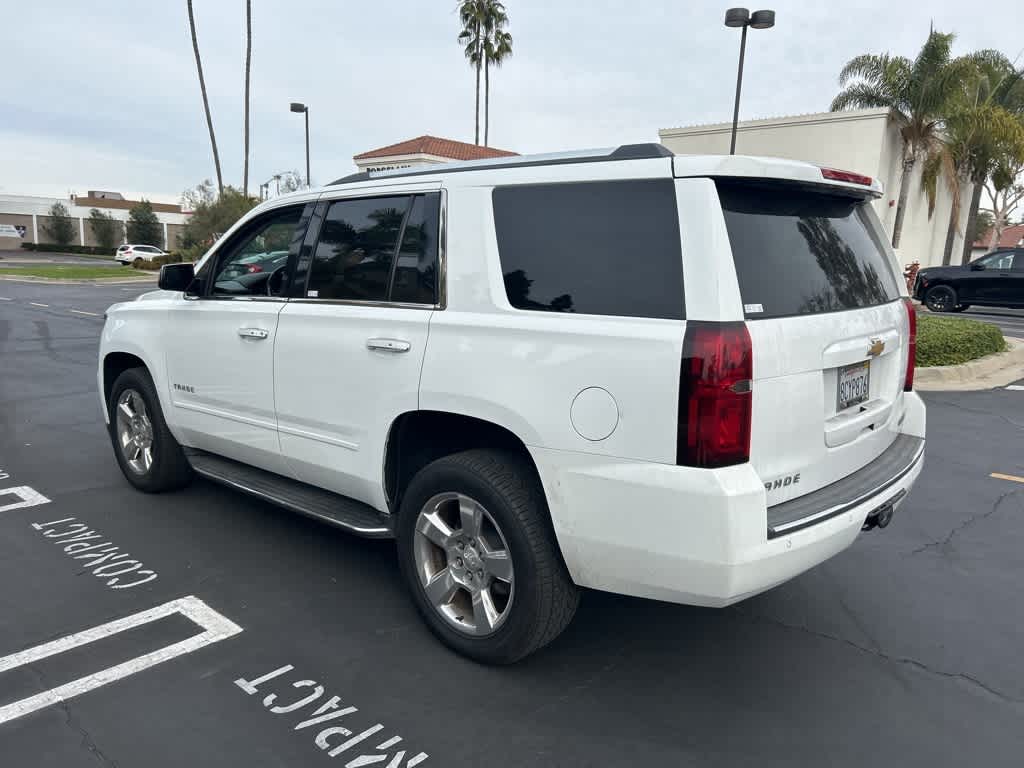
[
  {"left": 0, "top": 596, "right": 242, "bottom": 725},
  {"left": 70, "top": 309, "right": 101, "bottom": 317},
  {"left": 0, "top": 296, "right": 11, "bottom": 301},
  {"left": 29, "top": 302, "right": 49, "bottom": 308}
]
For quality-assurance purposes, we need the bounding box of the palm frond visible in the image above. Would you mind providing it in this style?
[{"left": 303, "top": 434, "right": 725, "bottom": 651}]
[{"left": 830, "top": 83, "right": 894, "bottom": 113}]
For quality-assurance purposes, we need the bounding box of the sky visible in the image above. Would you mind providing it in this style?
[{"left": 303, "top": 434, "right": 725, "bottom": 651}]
[{"left": 3, "top": 0, "right": 1022, "bottom": 205}]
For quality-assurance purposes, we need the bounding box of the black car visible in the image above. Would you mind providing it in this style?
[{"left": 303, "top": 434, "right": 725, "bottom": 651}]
[{"left": 914, "top": 248, "right": 1024, "bottom": 312}]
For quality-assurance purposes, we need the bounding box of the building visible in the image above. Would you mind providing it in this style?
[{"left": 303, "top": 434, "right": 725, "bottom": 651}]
[
  {"left": 659, "top": 108, "right": 972, "bottom": 269},
  {"left": 0, "top": 192, "right": 190, "bottom": 251},
  {"left": 972, "top": 223, "right": 1024, "bottom": 259},
  {"left": 353, "top": 135, "right": 517, "bottom": 173}
]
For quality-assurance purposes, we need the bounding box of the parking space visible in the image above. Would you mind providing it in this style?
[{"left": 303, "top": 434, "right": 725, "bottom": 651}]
[{"left": 2, "top": 282, "right": 1023, "bottom": 766}]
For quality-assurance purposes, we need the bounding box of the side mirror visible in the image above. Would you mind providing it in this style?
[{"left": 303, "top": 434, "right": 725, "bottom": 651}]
[
  {"left": 158, "top": 262, "right": 196, "bottom": 292},
  {"left": 969, "top": 262, "right": 985, "bottom": 271}
]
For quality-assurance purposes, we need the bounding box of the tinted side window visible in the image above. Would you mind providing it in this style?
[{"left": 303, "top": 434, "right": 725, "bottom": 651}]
[
  {"left": 390, "top": 194, "right": 440, "bottom": 304},
  {"left": 492, "top": 180, "right": 684, "bottom": 319},
  {"left": 307, "top": 196, "right": 409, "bottom": 301},
  {"left": 979, "top": 251, "right": 1015, "bottom": 270},
  {"left": 717, "top": 181, "right": 901, "bottom": 319}
]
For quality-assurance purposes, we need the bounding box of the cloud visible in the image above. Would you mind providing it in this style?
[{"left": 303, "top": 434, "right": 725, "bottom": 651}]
[{"left": 3, "top": 0, "right": 1022, "bottom": 200}]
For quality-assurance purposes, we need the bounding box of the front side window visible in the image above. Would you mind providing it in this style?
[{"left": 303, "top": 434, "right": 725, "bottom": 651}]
[
  {"left": 492, "top": 180, "right": 685, "bottom": 319},
  {"left": 976, "top": 251, "right": 1015, "bottom": 271},
  {"left": 210, "top": 207, "right": 305, "bottom": 296}
]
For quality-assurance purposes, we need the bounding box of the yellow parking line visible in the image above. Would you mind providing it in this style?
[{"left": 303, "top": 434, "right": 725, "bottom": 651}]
[{"left": 990, "top": 472, "right": 1024, "bottom": 484}]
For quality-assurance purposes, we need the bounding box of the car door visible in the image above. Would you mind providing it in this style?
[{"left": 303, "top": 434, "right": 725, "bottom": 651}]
[
  {"left": 274, "top": 187, "right": 441, "bottom": 510},
  {"left": 163, "top": 202, "right": 313, "bottom": 476},
  {"left": 1010, "top": 251, "right": 1024, "bottom": 305},
  {"left": 963, "top": 251, "right": 1014, "bottom": 303}
]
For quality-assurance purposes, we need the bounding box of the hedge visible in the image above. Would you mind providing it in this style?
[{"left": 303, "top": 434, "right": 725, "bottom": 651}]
[
  {"left": 20, "top": 242, "right": 114, "bottom": 256},
  {"left": 916, "top": 313, "right": 1007, "bottom": 367}
]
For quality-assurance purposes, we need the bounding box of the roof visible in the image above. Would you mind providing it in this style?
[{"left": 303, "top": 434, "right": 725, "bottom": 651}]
[
  {"left": 974, "top": 223, "right": 1024, "bottom": 249},
  {"left": 659, "top": 108, "right": 891, "bottom": 138},
  {"left": 353, "top": 135, "right": 518, "bottom": 162},
  {"left": 73, "top": 195, "right": 183, "bottom": 214}
]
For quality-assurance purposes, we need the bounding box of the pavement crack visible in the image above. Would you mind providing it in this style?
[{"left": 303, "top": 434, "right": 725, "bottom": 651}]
[
  {"left": 925, "top": 394, "right": 1024, "bottom": 430},
  {"left": 23, "top": 663, "right": 120, "bottom": 767},
  {"left": 910, "top": 490, "right": 1021, "bottom": 555},
  {"left": 740, "top": 610, "right": 1022, "bottom": 706}
]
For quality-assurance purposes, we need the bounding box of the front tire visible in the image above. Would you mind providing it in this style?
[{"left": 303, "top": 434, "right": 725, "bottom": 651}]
[
  {"left": 108, "top": 368, "right": 192, "bottom": 492},
  {"left": 924, "top": 285, "right": 958, "bottom": 312},
  {"left": 396, "top": 449, "right": 579, "bottom": 664}
]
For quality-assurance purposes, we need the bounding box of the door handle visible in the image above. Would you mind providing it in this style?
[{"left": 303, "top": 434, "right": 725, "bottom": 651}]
[
  {"left": 366, "top": 338, "right": 411, "bottom": 353},
  {"left": 238, "top": 327, "right": 270, "bottom": 340}
]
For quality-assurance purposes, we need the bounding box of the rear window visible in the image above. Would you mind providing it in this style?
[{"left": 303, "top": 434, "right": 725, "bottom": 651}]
[
  {"left": 717, "top": 181, "right": 900, "bottom": 319},
  {"left": 492, "top": 179, "right": 684, "bottom": 320}
]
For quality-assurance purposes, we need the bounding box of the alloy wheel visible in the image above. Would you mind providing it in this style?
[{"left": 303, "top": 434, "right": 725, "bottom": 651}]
[
  {"left": 115, "top": 389, "right": 154, "bottom": 475},
  {"left": 412, "top": 492, "right": 515, "bottom": 637}
]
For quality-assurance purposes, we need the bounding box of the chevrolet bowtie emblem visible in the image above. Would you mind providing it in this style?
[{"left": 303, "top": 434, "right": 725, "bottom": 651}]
[{"left": 867, "top": 338, "right": 885, "bottom": 357}]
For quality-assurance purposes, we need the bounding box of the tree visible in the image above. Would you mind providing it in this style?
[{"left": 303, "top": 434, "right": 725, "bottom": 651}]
[
  {"left": 243, "top": 0, "right": 253, "bottom": 198},
  {"left": 831, "top": 31, "right": 971, "bottom": 249},
  {"left": 921, "top": 51, "right": 1024, "bottom": 264},
  {"left": 178, "top": 186, "right": 257, "bottom": 260},
  {"left": 187, "top": 0, "right": 223, "bottom": 193},
  {"left": 127, "top": 201, "right": 163, "bottom": 247},
  {"left": 967, "top": 210, "right": 994, "bottom": 245},
  {"left": 181, "top": 179, "right": 217, "bottom": 210},
  {"left": 42, "top": 202, "right": 76, "bottom": 246},
  {"left": 88, "top": 208, "right": 120, "bottom": 251},
  {"left": 483, "top": 17, "right": 512, "bottom": 147},
  {"left": 982, "top": 157, "right": 1024, "bottom": 248},
  {"left": 458, "top": 1, "right": 486, "bottom": 144},
  {"left": 278, "top": 170, "right": 303, "bottom": 194}
]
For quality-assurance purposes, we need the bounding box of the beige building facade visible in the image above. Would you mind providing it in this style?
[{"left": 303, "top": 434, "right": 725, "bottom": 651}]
[
  {"left": 659, "top": 108, "right": 972, "bottom": 269},
  {"left": 0, "top": 193, "right": 190, "bottom": 251}
]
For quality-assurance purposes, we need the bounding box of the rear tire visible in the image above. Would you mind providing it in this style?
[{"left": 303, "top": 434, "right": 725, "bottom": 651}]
[
  {"left": 108, "top": 368, "right": 193, "bottom": 493},
  {"left": 396, "top": 449, "right": 579, "bottom": 664},
  {"left": 924, "top": 285, "right": 957, "bottom": 312}
]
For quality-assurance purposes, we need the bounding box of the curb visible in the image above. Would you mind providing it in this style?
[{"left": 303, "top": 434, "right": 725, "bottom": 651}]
[
  {"left": 0, "top": 275, "right": 157, "bottom": 285},
  {"left": 915, "top": 337, "right": 1024, "bottom": 391}
]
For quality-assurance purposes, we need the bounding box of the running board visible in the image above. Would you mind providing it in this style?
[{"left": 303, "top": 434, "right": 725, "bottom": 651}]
[{"left": 184, "top": 448, "right": 394, "bottom": 539}]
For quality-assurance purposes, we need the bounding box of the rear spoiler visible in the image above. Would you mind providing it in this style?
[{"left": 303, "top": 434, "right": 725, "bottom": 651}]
[{"left": 672, "top": 155, "right": 883, "bottom": 198}]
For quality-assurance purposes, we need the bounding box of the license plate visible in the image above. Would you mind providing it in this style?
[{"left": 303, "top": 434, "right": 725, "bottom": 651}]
[{"left": 837, "top": 361, "right": 870, "bottom": 411}]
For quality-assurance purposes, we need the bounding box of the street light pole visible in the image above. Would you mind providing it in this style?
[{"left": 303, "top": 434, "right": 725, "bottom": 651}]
[
  {"left": 290, "top": 102, "right": 311, "bottom": 187},
  {"left": 724, "top": 8, "right": 775, "bottom": 155}
]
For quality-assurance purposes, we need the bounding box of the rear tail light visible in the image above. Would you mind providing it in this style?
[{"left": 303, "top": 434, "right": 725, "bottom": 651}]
[
  {"left": 902, "top": 297, "right": 916, "bottom": 391},
  {"left": 677, "top": 321, "right": 753, "bottom": 468},
  {"left": 820, "top": 167, "right": 873, "bottom": 186}
]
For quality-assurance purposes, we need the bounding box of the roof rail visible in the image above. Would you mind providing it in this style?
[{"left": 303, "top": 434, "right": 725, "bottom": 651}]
[{"left": 327, "top": 143, "right": 673, "bottom": 186}]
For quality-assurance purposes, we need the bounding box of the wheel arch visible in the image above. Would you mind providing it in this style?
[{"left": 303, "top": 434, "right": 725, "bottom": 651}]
[{"left": 383, "top": 410, "right": 545, "bottom": 518}]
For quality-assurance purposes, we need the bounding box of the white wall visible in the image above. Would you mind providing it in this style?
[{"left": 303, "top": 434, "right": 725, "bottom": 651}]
[{"left": 658, "top": 108, "right": 970, "bottom": 271}]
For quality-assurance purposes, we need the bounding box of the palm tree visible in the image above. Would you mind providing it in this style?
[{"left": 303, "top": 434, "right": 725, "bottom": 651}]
[
  {"left": 243, "top": 0, "right": 253, "bottom": 198},
  {"left": 458, "top": 1, "right": 486, "bottom": 145},
  {"left": 831, "top": 31, "right": 970, "bottom": 249},
  {"left": 484, "top": 25, "right": 513, "bottom": 146},
  {"left": 187, "top": 0, "right": 223, "bottom": 194}
]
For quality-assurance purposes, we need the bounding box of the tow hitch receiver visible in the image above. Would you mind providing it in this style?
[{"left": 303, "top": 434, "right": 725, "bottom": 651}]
[{"left": 862, "top": 490, "right": 906, "bottom": 531}]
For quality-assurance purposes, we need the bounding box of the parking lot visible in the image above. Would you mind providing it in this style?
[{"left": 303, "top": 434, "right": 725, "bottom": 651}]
[{"left": 1, "top": 279, "right": 1023, "bottom": 767}]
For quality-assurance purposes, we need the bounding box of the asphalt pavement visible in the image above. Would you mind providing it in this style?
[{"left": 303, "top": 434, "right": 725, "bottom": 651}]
[
  {"left": 1, "top": 280, "right": 1023, "bottom": 767},
  {"left": 945, "top": 306, "right": 1024, "bottom": 338}
]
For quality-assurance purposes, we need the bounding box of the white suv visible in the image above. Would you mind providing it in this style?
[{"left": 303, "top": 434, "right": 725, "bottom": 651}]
[
  {"left": 98, "top": 145, "right": 926, "bottom": 663},
  {"left": 116, "top": 244, "right": 169, "bottom": 265}
]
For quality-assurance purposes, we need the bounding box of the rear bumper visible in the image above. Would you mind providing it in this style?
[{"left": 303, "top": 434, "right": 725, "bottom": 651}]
[{"left": 533, "top": 392, "right": 926, "bottom": 607}]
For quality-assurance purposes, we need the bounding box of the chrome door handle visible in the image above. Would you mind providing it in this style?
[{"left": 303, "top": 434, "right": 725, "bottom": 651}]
[
  {"left": 238, "top": 327, "right": 270, "bottom": 340},
  {"left": 366, "top": 338, "right": 411, "bottom": 353}
]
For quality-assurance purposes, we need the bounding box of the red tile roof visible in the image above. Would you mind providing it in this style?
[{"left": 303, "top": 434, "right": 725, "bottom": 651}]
[
  {"left": 974, "top": 223, "right": 1024, "bottom": 249},
  {"left": 354, "top": 135, "right": 517, "bottom": 162}
]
